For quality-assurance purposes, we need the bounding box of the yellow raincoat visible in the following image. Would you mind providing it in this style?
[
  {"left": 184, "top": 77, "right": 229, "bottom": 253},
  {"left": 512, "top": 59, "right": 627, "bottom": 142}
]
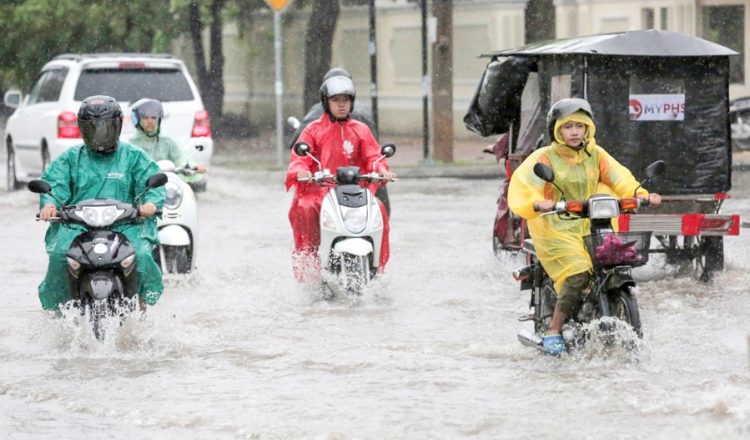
[{"left": 508, "top": 113, "right": 647, "bottom": 293}]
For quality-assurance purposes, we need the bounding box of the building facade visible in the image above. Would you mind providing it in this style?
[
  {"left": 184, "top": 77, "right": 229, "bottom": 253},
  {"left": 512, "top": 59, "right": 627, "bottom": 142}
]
[{"left": 192, "top": 0, "right": 748, "bottom": 138}]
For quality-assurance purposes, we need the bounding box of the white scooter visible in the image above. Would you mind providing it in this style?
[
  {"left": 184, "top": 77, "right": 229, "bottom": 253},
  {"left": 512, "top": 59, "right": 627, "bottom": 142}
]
[
  {"left": 155, "top": 159, "right": 199, "bottom": 274},
  {"left": 294, "top": 141, "right": 396, "bottom": 297}
]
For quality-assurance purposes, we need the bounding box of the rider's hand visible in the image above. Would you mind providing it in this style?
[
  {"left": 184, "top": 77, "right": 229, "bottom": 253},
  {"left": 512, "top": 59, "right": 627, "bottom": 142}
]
[
  {"left": 383, "top": 171, "right": 397, "bottom": 181},
  {"left": 297, "top": 170, "right": 313, "bottom": 180},
  {"left": 648, "top": 193, "right": 662, "bottom": 206},
  {"left": 533, "top": 200, "right": 555, "bottom": 212},
  {"left": 39, "top": 204, "right": 58, "bottom": 221},
  {"left": 139, "top": 202, "right": 158, "bottom": 217},
  {"left": 196, "top": 164, "right": 208, "bottom": 174}
]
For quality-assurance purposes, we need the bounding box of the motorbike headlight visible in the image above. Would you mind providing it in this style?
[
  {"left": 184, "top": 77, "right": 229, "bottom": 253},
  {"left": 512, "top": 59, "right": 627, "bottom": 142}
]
[
  {"left": 120, "top": 254, "right": 136, "bottom": 276},
  {"left": 66, "top": 257, "right": 81, "bottom": 278},
  {"left": 164, "top": 181, "right": 183, "bottom": 209},
  {"left": 343, "top": 207, "right": 368, "bottom": 234},
  {"left": 75, "top": 205, "right": 124, "bottom": 227},
  {"left": 588, "top": 197, "right": 620, "bottom": 219},
  {"left": 321, "top": 210, "right": 337, "bottom": 230}
]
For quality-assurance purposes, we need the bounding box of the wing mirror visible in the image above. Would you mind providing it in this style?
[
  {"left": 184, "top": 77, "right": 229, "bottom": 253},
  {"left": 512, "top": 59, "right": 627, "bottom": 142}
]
[
  {"left": 28, "top": 179, "right": 52, "bottom": 194},
  {"left": 146, "top": 173, "right": 168, "bottom": 189},
  {"left": 294, "top": 142, "right": 310, "bottom": 157},
  {"left": 381, "top": 143, "right": 396, "bottom": 158},
  {"left": 533, "top": 163, "right": 555, "bottom": 182},
  {"left": 645, "top": 160, "right": 665, "bottom": 179}
]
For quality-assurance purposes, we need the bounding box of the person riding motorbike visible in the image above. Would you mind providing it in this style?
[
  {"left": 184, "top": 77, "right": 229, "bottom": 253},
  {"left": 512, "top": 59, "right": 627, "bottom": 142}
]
[
  {"left": 128, "top": 98, "right": 208, "bottom": 177},
  {"left": 508, "top": 98, "right": 662, "bottom": 356},
  {"left": 285, "top": 68, "right": 396, "bottom": 281},
  {"left": 37, "top": 95, "right": 166, "bottom": 310}
]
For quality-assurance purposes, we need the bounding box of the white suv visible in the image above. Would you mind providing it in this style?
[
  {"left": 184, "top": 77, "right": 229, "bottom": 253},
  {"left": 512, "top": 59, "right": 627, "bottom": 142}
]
[{"left": 3, "top": 53, "right": 213, "bottom": 191}]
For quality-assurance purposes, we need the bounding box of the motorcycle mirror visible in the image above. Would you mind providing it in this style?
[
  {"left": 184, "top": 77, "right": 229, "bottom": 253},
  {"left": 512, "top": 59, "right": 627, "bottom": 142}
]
[
  {"left": 381, "top": 143, "right": 397, "bottom": 158},
  {"left": 146, "top": 173, "right": 168, "bottom": 189},
  {"left": 28, "top": 179, "right": 51, "bottom": 194},
  {"left": 294, "top": 142, "right": 310, "bottom": 157},
  {"left": 645, "top": 160, "right": 665, "bottom": 179},
  {"left": 287, "top": 116, "right": 301, "bottom": 130},
  {"left": 533, "top": 163, "right": 555, "bottom": 183}
]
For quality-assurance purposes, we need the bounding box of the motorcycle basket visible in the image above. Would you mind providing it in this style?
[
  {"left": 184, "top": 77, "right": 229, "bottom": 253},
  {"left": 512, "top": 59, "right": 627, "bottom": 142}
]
[{"left": 583, "top": 231, "right": 651, "bottom": 268}]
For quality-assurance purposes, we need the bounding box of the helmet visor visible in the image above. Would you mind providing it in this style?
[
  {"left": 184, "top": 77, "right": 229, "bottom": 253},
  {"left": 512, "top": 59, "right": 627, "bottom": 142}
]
[
  {"left": 80, "top": 118, "right": 122, "bottom": 152},
  {"left": 135, "top": 101, "right": 163, "bottom": 119}
]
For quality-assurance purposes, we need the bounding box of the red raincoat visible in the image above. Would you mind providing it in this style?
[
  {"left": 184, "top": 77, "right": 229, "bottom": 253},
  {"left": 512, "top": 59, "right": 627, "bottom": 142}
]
[{"left": 286, "top": 113, "right": 391, "bottom": 280}]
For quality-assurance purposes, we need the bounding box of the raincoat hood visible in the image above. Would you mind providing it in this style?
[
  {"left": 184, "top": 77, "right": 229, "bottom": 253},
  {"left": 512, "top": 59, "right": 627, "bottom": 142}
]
[{"left": 552, "top": 111, "right": 597, "bottom": 157}]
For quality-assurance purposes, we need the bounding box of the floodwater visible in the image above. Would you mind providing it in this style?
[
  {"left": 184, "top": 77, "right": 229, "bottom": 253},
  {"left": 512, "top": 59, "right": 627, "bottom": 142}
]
[{"left": 1, "top": 162, "right": 749, "bottom": 439}]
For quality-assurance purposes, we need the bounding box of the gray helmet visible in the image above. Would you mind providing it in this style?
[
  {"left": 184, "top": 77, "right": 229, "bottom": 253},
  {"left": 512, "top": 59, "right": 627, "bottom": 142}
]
[
  {"left": 547, "top": 98, "right": 594, "bottom": 139},
  {"left": 320, "top": 67, "right": 355, "bottom": 115},
  {"left": 78, "top": 95, "right": 123, "bottom": 154},
  {"left": 131, "top": 98, "right": 164, "bottom": 135}
]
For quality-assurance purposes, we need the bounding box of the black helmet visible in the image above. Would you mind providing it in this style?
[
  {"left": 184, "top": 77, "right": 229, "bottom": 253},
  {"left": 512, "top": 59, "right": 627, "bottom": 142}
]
[
  {"left": 320, "top": 67, "right": 356, "bottom": 115},
  {"left": 78, "top": 95, "right": 123, "bottom": 154},
  {"left": 131, "top": 98, "right": 164, "bottom": 136},
  {"left": 547, "top": 98, "right": 594, "bottom": 139}
]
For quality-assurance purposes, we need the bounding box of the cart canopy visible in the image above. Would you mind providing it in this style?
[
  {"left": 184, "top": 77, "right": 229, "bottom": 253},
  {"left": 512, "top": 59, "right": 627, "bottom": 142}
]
[{"left": 465, "top": 30, "right": 738, "bottom": 194}]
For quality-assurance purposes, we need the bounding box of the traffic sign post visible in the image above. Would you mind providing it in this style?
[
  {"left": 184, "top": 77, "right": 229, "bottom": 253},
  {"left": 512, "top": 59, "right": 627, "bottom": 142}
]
[{"left": 265, "top": 0, "right": 292, "bottom": 167}]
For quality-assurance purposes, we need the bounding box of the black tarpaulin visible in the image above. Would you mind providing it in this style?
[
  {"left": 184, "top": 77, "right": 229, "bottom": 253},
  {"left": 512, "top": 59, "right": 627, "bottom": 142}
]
[{"left": 464, "top": 56, "right": 535, "bottom": 136}]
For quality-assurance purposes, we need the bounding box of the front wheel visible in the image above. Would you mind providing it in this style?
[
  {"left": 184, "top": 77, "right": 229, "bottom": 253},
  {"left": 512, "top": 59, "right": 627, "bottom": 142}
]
[
  {"left": 610, "top": 286, "right": 642, "bottom": 338},
  {"left": 341, "top": 253, "right": 370, "bottom": 296},
  {"left": 162, "top": 245, "right": 192, "bottom": 274}
]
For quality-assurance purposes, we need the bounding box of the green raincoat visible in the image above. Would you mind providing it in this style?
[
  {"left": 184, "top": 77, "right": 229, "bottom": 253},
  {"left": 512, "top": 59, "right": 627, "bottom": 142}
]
[
  {"left": 508, "top": 117, "right": 647, "bottom": 294},
  {"left": 128, "top": 131, "right": 202, "bottom": 184},
  {"left": 38, "top": 141, "right": 166, "bottom": 310}
]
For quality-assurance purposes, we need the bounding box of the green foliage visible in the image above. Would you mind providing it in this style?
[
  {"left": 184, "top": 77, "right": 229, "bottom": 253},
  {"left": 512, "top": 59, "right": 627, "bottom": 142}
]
[{"left": 0, "top": 0, "right": 187, "bottom": 90}]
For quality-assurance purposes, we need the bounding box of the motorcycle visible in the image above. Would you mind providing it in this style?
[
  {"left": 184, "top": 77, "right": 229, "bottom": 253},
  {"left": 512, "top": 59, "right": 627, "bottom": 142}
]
[
  {"left": 154, "top": 158, "right": 200, "bottom": 274},
  {"left": 28, "top": 173, "right": 168, "bottom": 340},
  {"left": 293, "top": 141, "right": 395, "bottom": 297},
  {"left": 514, "top": 160, "right": 665, "bottom": 353}
]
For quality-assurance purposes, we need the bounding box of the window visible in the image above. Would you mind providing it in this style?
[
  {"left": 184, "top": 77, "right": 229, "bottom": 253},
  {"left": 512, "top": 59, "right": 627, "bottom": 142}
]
[
  {"left": 660, "top": 7, "right": 668, "bottom": 30},
  {"left": 702, "top": 5, "right": 745, "bottom": 84},
  {"left": 27, "top": 68, "right": 68, "bottom": 105},
  {"left": 74, "top": 68, "right": 194, "bottom": 102},
  {"left": 642, "top": 8, "right": 654, "bottom": 29}
]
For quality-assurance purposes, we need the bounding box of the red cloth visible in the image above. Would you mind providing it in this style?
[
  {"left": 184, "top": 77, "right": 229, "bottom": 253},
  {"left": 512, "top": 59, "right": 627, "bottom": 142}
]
[{"left": 286, "top": 113, "right": 391, "bottom": 279}]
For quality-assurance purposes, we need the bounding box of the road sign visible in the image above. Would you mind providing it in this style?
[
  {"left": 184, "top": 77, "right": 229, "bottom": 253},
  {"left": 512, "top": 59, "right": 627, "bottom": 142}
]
[{"left": 265, "top": 0, "right": 291, "bottom": 13}]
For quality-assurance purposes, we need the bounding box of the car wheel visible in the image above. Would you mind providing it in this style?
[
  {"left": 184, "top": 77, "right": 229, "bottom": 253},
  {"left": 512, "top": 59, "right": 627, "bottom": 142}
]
[
  {"left": 41, "top": 143, "right": 50, "bottom": 171},
  {"left": 7, "top": 140, "right": 22, "bottom": 192}
]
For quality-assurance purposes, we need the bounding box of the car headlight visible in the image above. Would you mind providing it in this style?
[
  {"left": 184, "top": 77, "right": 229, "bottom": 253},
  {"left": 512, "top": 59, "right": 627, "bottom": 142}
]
[
  {"left": 164, "top": 180, "right": 183, "bottom": 209},
  {"left": 342, "top": 207, "right": 368, "bottom": 233},
  {"left": 588, "top": 197, "right": 620, "bottom": 219}
]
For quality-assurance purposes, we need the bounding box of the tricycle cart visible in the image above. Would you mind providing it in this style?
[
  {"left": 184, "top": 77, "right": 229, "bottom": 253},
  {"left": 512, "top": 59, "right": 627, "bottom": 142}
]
[{"left": 465, "top": 30, "right": 741, "bottom": 281}]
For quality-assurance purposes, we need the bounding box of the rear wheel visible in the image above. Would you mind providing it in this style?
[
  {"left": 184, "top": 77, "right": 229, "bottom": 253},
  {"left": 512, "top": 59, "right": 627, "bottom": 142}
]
[
  {"left": 6, "top": 140, "right": 22, "bottom": 191},
  {"left": 695, "top": 236, "right": 724, "bottom": 282}
]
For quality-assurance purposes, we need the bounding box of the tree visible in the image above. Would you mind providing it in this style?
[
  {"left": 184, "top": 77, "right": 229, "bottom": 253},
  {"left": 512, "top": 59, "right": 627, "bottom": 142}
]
[
  {"left": 187, "top": 0, "right": 226, "bottom": 118},
  {"left": 0, "top": 0, "right": 182, "bottom": 91},
  {"left": 303, "top": 0, "right": 340, "bottom": 110}
]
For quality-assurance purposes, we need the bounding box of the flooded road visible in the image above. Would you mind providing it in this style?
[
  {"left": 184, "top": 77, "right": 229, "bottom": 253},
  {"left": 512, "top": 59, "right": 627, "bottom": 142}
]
[{"left": 1, "top": 162, "right": 749, "bottom": 439}]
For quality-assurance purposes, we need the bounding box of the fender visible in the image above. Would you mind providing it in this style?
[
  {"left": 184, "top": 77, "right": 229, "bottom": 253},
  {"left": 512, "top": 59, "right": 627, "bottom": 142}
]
[
  {"left": 158, "top": 224, "right": 191, "bottom": 246},
  {"left": 605, "top": 271, "right": 637, "bottom": 291},
  {"left": 333, "top": 237, "right": 373, "bottom": 257},
  {"left": 82, "top": 272, "right": 123, "bottom": 301}
]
